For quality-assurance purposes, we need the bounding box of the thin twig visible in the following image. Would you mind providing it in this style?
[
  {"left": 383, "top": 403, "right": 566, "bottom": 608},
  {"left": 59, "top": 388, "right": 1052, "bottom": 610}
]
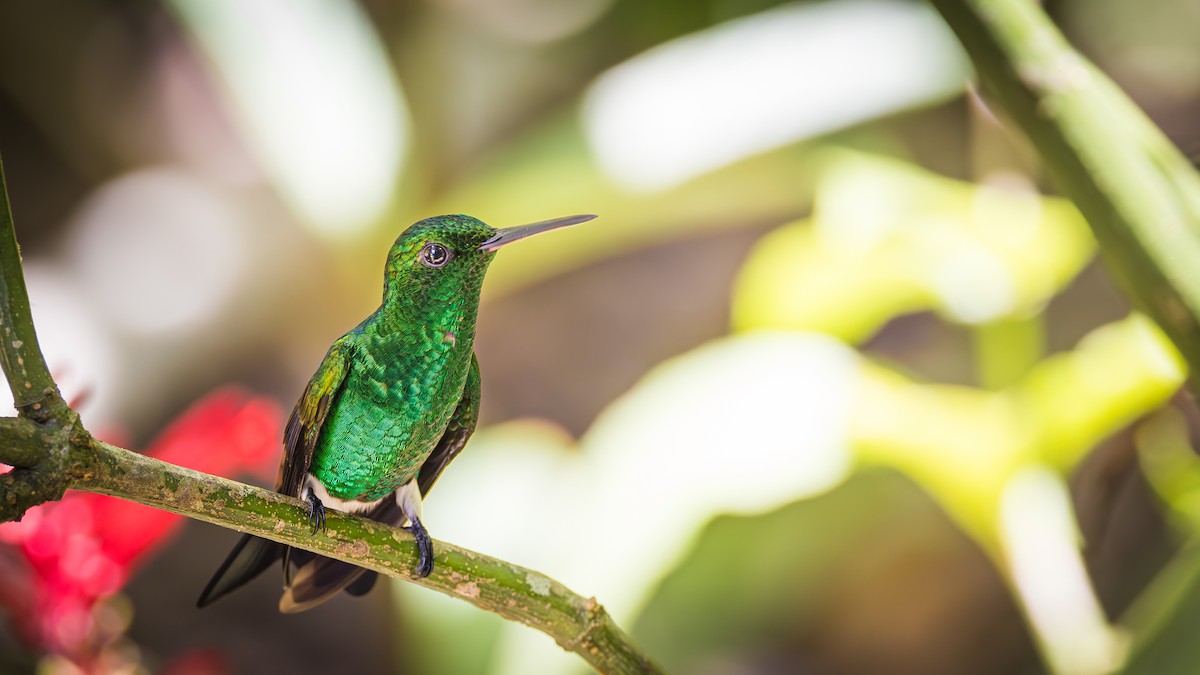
[{"left": 0, "top": 151, "right": 61, "bottom": 421}]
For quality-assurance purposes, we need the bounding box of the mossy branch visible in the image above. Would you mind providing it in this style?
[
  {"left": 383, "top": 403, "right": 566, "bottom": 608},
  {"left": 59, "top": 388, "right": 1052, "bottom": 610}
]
[
  {"left": 77, "top": 441, "right": 657, "bottom": 673},
  {"left": 928, "top": 0, "right": 1200, "bottom": 382},
  {"left": 0, "top": 152, "right": 662, "bottom": 675}
]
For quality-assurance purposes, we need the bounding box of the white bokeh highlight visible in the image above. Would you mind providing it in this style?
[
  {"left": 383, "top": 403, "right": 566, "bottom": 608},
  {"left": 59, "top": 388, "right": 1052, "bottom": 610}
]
[
  {"left": 1000, "top": 467, "right": 1127, "bottom": 675},
  {"left": 582, "top": 0, "right": 969, "bottom": 191},
  {"left": 64, "top": 168, "right": 247, "bottom": 337},
  {"left": 170, "top": 0, "right": 408, "bottom": 236}
]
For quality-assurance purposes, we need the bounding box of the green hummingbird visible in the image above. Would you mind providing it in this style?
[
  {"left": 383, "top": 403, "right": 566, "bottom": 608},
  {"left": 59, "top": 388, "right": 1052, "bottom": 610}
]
[{"left": 197, "top": 213, "right": 594, "bottom": 613}]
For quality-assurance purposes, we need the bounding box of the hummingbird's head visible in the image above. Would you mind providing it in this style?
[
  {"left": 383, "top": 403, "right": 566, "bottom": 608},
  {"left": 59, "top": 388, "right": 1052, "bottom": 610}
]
[{"left": 382, "top": 213, "right": 595, "bottom": 306}]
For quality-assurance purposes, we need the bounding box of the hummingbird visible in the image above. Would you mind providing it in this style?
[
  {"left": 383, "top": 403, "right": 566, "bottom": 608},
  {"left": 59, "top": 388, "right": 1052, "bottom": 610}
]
[{"left": 197, "top": 213, "right": 595, "bottom": 613}]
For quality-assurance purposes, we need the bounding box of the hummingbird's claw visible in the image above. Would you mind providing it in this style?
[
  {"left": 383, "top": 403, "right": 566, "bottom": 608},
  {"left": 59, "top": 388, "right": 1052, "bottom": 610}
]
[
  {"left": 404, "top": 516, "right": 434, "bottom": 578},
  {"left": 305, "top": 491, "right": 326, "bottom": 534}
]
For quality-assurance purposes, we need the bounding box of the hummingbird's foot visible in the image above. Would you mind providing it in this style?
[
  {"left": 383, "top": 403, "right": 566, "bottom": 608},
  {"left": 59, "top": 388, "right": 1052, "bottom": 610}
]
[
  {"left": 403, "top": 516, "right": 434, "bottom": 578},
  {"left": 305, "top": 490, "right": 326, "bottom": 534}
]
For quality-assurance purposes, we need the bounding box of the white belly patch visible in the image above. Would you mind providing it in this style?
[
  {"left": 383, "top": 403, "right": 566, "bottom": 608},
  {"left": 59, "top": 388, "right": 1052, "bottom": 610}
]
[
  {"left": 301, "top": 473, "right": 425, "bottom": 523},
  {"left": 301, "top": 474, "right": 385, "bottom": 514}
]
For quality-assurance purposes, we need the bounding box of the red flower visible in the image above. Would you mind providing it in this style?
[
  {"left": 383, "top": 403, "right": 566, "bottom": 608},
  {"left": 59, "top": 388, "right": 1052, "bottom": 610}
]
[{"left": 0, "top": 387, "right": 283, "bottom": 668}]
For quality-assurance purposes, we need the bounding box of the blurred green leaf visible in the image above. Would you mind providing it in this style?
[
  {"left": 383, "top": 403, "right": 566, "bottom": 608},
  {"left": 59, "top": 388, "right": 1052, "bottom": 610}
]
[
  {"left": 732, "top": 151, "right": 1096, "bottom": 342},
  {"left": 1137, "top": 407, "right": 1200, "bottom": 529},
  {"left": 853, "top": 314, "right": 1184, "bottom": 544}
]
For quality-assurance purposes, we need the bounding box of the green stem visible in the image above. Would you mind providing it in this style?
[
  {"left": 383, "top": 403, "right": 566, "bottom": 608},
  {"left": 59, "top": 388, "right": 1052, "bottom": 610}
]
[
  {"left": 0, "top": 151, "right": 62, "bottom": 421},
  {"left": 929, "top": 0, "right": 1200, "bottom": 382}
]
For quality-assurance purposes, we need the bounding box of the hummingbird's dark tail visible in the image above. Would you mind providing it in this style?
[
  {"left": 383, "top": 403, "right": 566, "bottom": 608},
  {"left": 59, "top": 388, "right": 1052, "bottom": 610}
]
[
  {"left": 276, "top": 498, "right": 404, "bottom": 613},
  {"left": 277, "top": 553, "right": 377, "bottom": 613},
  {"left": 196, "top": 534, "right": 285, "bottom": 608}
]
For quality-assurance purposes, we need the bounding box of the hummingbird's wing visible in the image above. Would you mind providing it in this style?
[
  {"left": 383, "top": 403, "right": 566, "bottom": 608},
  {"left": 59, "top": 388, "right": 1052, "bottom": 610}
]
[
  {"left": 279, "top": 335, "right": 356, "bottom": 499},
  {"left": 278, "top": 353, "right": 482, "bottom": 612},
  {"left": 196, "top": 337, "right": 354, "bottom": 608},
  {"left": 418, "top": 351, "right": 481, "bottom": 496}
]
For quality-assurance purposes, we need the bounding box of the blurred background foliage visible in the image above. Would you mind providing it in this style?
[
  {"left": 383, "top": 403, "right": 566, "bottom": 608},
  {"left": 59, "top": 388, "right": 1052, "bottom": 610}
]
[{"left": 2, "top": 0, "right": 1200, "bottom": 673}]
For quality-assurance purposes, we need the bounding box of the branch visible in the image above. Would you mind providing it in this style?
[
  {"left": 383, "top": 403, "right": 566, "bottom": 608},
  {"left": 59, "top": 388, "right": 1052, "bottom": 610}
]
[
  {"left": 928, "top": 0, "right": 1200, "bottom": 378},
  {"left": 0, "top": 152, "right": 663, "bottom": 674},
  {"left": 0, "top": 149, "right": 79, "bottom": 518},
  {"left": 66, "top": 439, "right": 657, "bottom": 674}
]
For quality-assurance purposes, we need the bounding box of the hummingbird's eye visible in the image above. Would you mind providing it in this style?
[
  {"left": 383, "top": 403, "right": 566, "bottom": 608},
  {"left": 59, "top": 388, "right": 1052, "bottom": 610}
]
[{"left": 420, "top": 242, "right": 452, "bottom": 268}]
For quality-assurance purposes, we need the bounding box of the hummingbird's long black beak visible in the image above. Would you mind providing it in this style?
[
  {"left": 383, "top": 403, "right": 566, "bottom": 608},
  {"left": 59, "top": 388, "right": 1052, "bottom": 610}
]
[{"left": 478, "top": 214, "right": 596, "bottom": 251}]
